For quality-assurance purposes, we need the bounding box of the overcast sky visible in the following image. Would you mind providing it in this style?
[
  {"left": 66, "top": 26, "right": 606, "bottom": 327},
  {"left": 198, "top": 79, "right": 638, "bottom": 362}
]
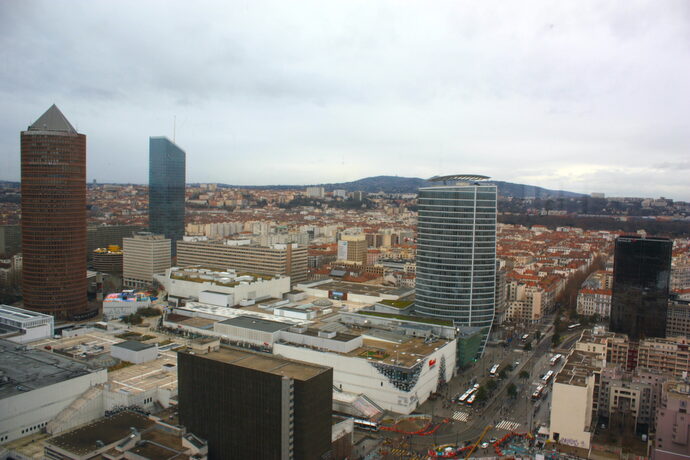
[{"left": 1, "top": 1, "right": 689, "bottom": 199}]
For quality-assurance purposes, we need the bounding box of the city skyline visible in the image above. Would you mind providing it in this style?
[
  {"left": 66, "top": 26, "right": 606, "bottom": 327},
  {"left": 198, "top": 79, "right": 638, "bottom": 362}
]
[{"left": 1, "top": 2, "right": 689, "bottom": 200}]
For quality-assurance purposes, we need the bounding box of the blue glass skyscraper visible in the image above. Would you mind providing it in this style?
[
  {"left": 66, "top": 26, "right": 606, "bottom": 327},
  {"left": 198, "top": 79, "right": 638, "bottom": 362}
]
[
  {"left": 149, "top": 137, "right": 186, "bottom": 255},
  {"left": 415, "top": 175, "right": 497, "bottom": 359}
]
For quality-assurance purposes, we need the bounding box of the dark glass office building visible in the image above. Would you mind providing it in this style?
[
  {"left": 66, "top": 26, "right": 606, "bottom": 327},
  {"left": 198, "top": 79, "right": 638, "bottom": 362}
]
[
  {"left": 148, "top": 137, "right": 185, "bottom": 255},
  {"left": 178, "top": 347, "right": 332, "bottom": 460},
  {"left": 609, "top": 235, "right": 673, "bottom": 341},
  {"left": 415, "top": 174, "right": 497, "bottom": 358},
  {"left": 21, "top": 105, "right": 91, "bottom": 320}
]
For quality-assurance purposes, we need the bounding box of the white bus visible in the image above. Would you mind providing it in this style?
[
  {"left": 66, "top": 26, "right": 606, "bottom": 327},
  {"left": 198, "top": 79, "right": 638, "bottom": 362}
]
[
  {"left": 532, "top": 385, "right": 545, "bottom": 400},
  {"left": 466, "top": 393, "right": 477, "bottom": 405},
  {"left": 549, "top": 354, "right": 562, "bottom": 366},
  {"left": 458, "top": 390, "right": 471, "bottom": 403},
  {"left": 353, "top": 419, "right": 380, "bottom": 431},
  {"left": 461, "top": 388, "right": 478, "bottom": 404},
  {"left": 568, "top": 323, "right": 581, "bottom": 330},
  {"left": 489, "top": 364, "right": 500, "bottom": 377},
  {"left": 542, "top": 370, "right": 555, "bottom": 384}
]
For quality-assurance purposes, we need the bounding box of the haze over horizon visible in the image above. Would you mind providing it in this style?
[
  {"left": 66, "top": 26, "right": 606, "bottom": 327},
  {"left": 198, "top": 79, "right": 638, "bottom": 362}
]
[{"left": 1, "top": 1, "right": 689, "bottom": 200}]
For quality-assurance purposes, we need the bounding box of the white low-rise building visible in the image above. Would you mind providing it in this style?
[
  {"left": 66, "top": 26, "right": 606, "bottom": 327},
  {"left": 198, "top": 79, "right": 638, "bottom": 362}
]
[
  {"left": 576, "top": 288, "right": 612, "bottom": 318},
  {"left": 111, "top": 341, "right": 158, "bottom": 364},
  {"left": 156, "top": 266, "right": 291, "bottom": 307},
  {"left": 102, "top": 291, "right": 151, "bottom": 319},
  {"left": 0, "top": 339, "right": 107, "bottom": 443},
  {"left": 213, "top": 316, "right": 291, "bottom": 347},
  {"left": 0, "top": 305, "right": 54, "bottom": 344},
  {"left": 274, "top": 336, "right": 455, "bottom": 414},
  {"left": 162, "top": 295, "right": 453, "bottom": 415}
]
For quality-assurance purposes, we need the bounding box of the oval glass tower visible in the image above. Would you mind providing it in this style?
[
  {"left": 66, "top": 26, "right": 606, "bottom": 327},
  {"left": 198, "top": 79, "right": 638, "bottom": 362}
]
[{"left": 415, "top": 175, "right": 497, "bottom": 358}]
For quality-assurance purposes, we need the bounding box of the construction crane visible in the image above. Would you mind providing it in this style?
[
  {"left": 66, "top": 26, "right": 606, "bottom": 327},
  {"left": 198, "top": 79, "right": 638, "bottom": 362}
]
[{"left": 464, "top": 425, "right": 493, "bottom": 460}]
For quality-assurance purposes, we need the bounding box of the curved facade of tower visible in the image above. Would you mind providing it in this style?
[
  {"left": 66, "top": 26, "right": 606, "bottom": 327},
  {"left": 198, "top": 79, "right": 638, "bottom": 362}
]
[
  {"left": 415, "top": 178, "right": 497, "bottom": 349},
  {"left": 21, "top": 105, "right": 90, "bottom": 320}
]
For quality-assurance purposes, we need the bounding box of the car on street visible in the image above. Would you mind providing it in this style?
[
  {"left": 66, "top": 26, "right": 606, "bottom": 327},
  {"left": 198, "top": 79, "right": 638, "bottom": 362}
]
[{"left": 480, "top": 442, "right": 490, "bottom": 449}]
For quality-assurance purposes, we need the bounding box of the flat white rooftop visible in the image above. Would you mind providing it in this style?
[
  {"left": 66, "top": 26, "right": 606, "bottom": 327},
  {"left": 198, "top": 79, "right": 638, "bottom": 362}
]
[
  {"left": 0, "top": 304, "right": 53, "bottom": 323},
  {"left": 178, "top": 301, "right": 306, "bottom": 327}
]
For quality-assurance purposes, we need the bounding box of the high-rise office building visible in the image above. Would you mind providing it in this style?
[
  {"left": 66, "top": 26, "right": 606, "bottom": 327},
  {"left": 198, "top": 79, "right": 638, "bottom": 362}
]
[
  {"left": 20, "top": 105, "right": 91, "bottom": 320},
  {"left": 178, "top": 347, "right": 332, "bottom": 460},
  {"left": 149, "top": 137, "right": 185, "bottom": 255},
  {"left": 610, "top": 235, "right": 673, "bottom": 340},
  {"left": 337, "top": 233, "right": 367, "bottom": 265},
  {"left": 415, "top": 174, "right": 497, "bottom": 357},
  {"left": 123, "top": 232, "right": 171, "bottom": 289}
]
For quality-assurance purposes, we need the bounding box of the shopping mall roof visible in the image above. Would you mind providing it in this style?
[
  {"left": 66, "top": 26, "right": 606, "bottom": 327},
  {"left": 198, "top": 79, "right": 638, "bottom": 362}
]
[
  {"left": 304, "top": 279, "right": 413, "bottom": 298},
  {"left": 46, "top": 411, "right": 154, "bottom": 456},
  {"left": 219, "top": 315, "right": 291, "bottom": 333},
  {"left": 112, "top": 340, "right": 156, "bottom": 352},
  {"left": 0, "top": 304, "right": 53, "bottom": 325},
  {"left": 0, "top": 338, "right": 95, "bottom": 400}
]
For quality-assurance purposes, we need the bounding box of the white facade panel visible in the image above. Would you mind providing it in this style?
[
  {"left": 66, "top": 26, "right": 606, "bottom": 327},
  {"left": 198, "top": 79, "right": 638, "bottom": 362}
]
[
  {"left": 212, "top": 323, "right": 277, "bottom": 346},
  {"left": 158, "top": 270, "right": 290, "bottom": 305},
  {"left": 0, "top": 369, "right": 107, "bottom": 443},
  {"left": 102, "top": 299, "right": 151, "bottom": 319},
  {"left": 550, "top": 379, "right": 594, "bottom": 449},
  {"left": 4, "top": 323, "right": 53, "bottom": 344},
  {"left": 273, "top": 339, "right": 455, "bottom": 414},
  {"left": 111, "top": 344, "right": 158, "bottom": 364},
  {"left": 199, "top": 290, "right": 234, "bottom": 307}
]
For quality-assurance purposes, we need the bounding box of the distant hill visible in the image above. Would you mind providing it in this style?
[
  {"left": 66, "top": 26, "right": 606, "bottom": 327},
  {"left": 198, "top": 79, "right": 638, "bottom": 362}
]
[
  {"left": 492, "top": 180, "right": 584, "bottom": 199},
  {"left": 3, "top": 176, "right": 582, "bottom": 199},
  {"left": 322, "top": 176, "right": 429, "bottom": 194},
  {"left": 220, "top": 176, "right": 584, "bottom": 199}
]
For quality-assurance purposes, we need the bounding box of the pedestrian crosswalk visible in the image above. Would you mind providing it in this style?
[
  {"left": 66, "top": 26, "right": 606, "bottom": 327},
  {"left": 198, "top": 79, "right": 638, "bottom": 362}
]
[
  {"left": 452, "top": 411, "right": 470, "bottom": 422},
  {"left": 496, "top": 420, "right": 521, "bottom": 431}
]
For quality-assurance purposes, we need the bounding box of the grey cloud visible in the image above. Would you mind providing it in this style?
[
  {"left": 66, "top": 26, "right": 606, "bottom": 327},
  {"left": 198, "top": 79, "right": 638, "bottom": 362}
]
[
  {"left": 0, "top": 0, "right": 689, "bottom": 200},
  {"left": 653, "top": 162, "right": 690, "bottom": 171}
]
